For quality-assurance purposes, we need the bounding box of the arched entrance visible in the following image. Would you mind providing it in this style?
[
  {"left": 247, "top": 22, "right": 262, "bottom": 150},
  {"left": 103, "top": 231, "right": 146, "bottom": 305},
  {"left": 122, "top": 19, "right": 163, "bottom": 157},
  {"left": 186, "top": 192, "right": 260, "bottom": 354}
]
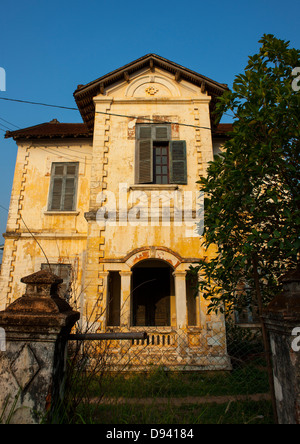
[{"left": 132, "top": 259, "right": 174, "bottom": 327}]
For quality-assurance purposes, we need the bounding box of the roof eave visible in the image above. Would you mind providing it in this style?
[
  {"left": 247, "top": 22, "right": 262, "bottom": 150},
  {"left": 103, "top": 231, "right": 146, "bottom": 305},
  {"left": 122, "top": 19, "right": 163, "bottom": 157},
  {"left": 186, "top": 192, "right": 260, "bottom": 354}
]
[{"left": 74, "top": 54, "right": 229, "bottom": 130}]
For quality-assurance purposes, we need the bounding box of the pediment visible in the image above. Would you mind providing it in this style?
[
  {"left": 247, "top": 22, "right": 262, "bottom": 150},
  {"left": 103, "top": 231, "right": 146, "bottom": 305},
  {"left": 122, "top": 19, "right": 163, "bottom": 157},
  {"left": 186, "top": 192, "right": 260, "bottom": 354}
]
[
  {"left": 101, "top": 67, "right": 201, "bottom": 99},
  {"left": 74, "top": 54, "right": 229, "bottom": 130}
]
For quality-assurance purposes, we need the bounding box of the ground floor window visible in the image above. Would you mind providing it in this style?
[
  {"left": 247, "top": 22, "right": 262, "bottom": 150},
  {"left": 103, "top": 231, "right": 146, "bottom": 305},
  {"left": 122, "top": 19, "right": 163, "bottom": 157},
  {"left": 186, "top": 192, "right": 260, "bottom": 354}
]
[
  {"left": 107, "top": 271, "right": 121, "bottom": 327},
  {"left": 186, "top": 272, "right": 198, "bottom": 326}
]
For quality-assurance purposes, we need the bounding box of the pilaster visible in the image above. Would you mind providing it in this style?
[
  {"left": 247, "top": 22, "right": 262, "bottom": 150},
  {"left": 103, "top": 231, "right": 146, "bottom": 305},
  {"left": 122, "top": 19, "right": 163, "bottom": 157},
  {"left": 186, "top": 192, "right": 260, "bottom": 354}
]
[
  {"left": 173, "top": 270, "right": 187, "bottom": 329},
  {"left": 119, "top": 271, "right": 132, "bottom": 328}
]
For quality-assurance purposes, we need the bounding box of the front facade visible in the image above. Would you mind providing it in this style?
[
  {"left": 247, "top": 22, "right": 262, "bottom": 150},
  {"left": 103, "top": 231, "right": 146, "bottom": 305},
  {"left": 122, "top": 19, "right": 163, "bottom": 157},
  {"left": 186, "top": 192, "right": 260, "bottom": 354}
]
[{"left": 0, "top": 55, "right": 232, "bottom": 370}]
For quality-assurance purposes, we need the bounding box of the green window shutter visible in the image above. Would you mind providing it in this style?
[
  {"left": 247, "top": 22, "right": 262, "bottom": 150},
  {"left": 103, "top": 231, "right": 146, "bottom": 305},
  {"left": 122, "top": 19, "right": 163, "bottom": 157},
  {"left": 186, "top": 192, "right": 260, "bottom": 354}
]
[
  {"left": 63, "top": 178, "right": 76, "bottom": 211},
  {"left": 137, "top": 139, "right": 153, "bottom": 183},
  {"left": 49, "top": 162, "right": 78, "bottom": 211},
  {"left": 50, "top": 177, "right": 63, "bottom": 210},
  {"left": 138, "top": 126, "right": 152, "bottom": 139},
  {"left": 154, "top": 125, "right": 170, "bottom": 140},
  {"left": 170, "top": 141, "right": 187, "bottom": 184}
]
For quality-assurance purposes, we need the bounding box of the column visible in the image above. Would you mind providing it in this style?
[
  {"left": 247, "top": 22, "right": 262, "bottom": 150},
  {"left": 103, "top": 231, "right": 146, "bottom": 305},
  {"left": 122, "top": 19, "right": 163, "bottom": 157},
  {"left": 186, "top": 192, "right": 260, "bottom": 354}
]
[
  {"left": 119, "top": 271, "right": 132, "bottom": 329},
  {"left": 98, "top": 271, "right": 109, "bottom": 330},
  {"left": 173, "top": 270, "right": 187, "bottom": 329}
]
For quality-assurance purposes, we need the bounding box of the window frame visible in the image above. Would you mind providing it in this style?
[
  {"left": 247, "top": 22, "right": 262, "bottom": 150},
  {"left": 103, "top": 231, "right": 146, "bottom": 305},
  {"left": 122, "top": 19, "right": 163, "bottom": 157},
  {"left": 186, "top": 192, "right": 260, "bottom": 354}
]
[
  {"left": 48, "top": 162, "right": 79, "bottom": 212},
  {"left": 135, "top": 124, "right": 187, "bottom": 185},
  {"left": 153, "top": 141, "right": 170, "bottom": 184}
]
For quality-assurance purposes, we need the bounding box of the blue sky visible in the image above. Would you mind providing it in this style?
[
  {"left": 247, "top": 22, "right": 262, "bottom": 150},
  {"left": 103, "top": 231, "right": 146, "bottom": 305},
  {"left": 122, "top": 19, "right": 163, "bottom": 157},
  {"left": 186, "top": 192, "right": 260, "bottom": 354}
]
[{"left": 0, "top": 0, "right": 299, "bottom": 251}]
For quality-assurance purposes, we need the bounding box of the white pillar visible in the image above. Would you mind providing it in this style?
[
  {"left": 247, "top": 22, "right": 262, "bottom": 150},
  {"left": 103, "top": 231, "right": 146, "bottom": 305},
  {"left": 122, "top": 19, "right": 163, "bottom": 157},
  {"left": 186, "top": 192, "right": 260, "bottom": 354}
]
[
  {"left": 98, "top": 271, "right": 109, "bottom": 329},
  {"left": 119, "top": 271, "right": 132, "bottom": 328},
  {"left": 173, "top": 270, "right": 187, "bottom": 329}
]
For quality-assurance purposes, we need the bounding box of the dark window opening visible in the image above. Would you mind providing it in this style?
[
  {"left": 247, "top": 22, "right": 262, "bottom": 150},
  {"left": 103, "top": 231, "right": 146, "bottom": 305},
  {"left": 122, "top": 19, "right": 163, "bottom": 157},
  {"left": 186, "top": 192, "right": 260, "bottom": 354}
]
[
  {"left": 107, "top": 271, "right": 121, "bottom": 327},
  {"left": 154, "top": 142, "right": 169, "bottom": 184},
  {"left": 186, "top": 274, "right": 198, "bottom": 326},
  {"left": 132, "top": 262, "right": 173, "bottom": 327}
]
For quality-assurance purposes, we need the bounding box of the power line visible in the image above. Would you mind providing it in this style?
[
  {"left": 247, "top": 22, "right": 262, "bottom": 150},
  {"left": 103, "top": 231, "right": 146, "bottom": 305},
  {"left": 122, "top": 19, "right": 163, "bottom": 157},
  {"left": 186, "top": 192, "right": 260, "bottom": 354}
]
[
  {"left": 0, "top": 121, "right": 13, "bottom": 131},
  {"left": 0, "top": 96, "right": 217, "bottom": 130},
  {"left": 0, "top": 204, "right": 9, "bottom": 212},
  {"left": 37, "top": 146, "right": 93, "bottom": 163},
  {"left": 0, "top": 203, "right": 51, "bottom": 269},
  {"left": 0, "top": 116, "right": 20, "bottom": 129}
]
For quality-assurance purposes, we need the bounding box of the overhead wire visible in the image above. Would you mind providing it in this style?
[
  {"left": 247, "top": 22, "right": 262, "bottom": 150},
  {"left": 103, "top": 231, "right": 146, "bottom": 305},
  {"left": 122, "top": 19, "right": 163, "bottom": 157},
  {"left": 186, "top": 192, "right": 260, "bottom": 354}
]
[
  {"left": 37, "top": 146, "right": 93, "bottom": 163},
  {"left": 0, "top": 171, "right": 51, "bottom": 269},
  {"left": 0, "top": 94, "right": 235, "bottom": 162},
  {"left": 0, "top": 122, "right": 13, "bottom": 131},
  {"left": 0, "top": 96, "right": 222, "bottom": 131},
  {"left": 0, "top": 116, "right": 20, "bottom": 129},
  {"left": 0, "top": 204, "right": 9, "bottom": 212}
]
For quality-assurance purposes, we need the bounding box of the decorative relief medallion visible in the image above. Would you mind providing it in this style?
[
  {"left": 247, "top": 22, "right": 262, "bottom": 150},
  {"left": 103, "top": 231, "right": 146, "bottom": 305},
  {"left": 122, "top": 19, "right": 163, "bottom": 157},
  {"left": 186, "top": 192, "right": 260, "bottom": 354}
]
[{"left": 145, "top": 86, "right": 159, "bottom": 96}]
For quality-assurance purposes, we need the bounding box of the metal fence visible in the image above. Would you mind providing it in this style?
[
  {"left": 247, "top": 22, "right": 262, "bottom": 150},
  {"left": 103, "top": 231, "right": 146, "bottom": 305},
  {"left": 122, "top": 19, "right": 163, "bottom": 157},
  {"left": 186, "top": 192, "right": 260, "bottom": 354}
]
[{"left": 64, "top": 321, "right": 273, "bottom": 424}]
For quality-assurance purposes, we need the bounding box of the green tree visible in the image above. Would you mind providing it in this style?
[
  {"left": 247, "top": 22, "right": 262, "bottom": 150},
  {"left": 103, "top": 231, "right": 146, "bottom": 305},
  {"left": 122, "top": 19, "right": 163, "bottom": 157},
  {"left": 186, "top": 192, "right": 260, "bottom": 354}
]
[{"left": 193, "top": 34, "right": 300, "bottom": 317}]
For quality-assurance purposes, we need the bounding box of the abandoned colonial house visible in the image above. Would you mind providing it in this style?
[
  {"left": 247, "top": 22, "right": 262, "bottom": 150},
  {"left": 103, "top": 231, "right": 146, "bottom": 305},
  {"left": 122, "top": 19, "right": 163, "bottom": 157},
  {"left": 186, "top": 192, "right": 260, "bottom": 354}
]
[{"left": 0, "top": 54, "right": 234, "bottom": 370}]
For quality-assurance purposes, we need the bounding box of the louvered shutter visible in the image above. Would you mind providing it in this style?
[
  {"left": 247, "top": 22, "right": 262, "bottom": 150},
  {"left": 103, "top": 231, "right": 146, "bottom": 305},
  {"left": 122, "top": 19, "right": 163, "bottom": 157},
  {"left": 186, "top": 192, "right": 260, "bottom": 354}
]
[
  {"left": 63, "top": 178, "right": 75, "bottom": 210},
  {"left": 50, "top": 178, "right": 63, "bottom": 210},
  {"left": 137, "top": 139, "right": 153, "bottom": 184},
  {"left": 49, "top": 162, "right": 78, "bottom": 211},
  {"left": 154, "top": 125, "right": 170, "bottom": 140},
  {"left": 138, "top": 126, "right": 152, "bottom": 139},
  {"left": 170, "top": 141, "right": 187, "bottom": 184}
]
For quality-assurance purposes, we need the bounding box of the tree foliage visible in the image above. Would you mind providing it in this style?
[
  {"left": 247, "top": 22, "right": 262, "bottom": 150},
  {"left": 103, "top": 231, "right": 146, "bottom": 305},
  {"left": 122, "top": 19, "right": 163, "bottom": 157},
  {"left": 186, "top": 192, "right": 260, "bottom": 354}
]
[{"left": 192, "top": 34, "right": 300, "bottom": 315}]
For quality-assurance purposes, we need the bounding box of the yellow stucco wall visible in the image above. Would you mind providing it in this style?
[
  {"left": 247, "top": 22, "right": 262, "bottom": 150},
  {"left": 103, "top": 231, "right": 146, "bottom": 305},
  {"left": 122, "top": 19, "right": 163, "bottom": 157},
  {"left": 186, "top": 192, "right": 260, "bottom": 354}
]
[
  {"left": 80, "top": 66, "right": 218, "bottom": 328},
  {"left": 1, "top": 66, "right": 219, "bottom": 326},
  {"left": 0, "top": 64, "right": 232, "bottom": 370},
  {"left": 0, "top": 140, "right": 92, "bottom": 309}
]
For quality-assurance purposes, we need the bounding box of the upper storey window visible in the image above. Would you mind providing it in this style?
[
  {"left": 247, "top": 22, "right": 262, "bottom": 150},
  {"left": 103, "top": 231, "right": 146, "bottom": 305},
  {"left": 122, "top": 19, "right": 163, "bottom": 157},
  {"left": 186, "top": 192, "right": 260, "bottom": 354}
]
[
  {"left": 48, "top": 162, "right": 79, "bottom": 211},
  {"left": 135, "top": 124, "right": 187, "bottom": 185}
]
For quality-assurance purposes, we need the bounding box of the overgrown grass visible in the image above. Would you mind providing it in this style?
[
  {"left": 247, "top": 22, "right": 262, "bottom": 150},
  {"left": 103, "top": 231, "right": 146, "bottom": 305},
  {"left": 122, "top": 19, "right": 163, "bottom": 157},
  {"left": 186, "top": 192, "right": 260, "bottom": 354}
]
[
  {"left": 86, "top": 362, "right": 269, "bottom": 399},
  {"left": 71, "top": 364, "right": 273, "bottom": 424},
  {"left": 76, "top": 400, "right": 274, "bottom": 424}
]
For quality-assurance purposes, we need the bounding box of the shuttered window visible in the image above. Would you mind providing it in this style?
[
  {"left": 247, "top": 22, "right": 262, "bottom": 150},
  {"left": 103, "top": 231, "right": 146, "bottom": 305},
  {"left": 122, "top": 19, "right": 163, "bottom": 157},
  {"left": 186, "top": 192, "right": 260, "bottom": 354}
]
[
  {"left": 170, "top": 141, "right": 187, "bottom": 184},
  {"left": 136, "top": 124, "right": 187, "bottom": 185},
  {"left": 48, "top": 163, "right": 79, "bottom": 211},
  {"left": 137, "top": 139, "right": 153, "bottom": 184}
]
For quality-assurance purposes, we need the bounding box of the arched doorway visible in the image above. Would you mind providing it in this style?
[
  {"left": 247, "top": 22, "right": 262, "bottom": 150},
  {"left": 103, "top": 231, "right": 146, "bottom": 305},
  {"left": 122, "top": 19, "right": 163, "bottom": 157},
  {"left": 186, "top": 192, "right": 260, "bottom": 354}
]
[{"left": 132, "top": 259, "right": 174, "bottom": 327}]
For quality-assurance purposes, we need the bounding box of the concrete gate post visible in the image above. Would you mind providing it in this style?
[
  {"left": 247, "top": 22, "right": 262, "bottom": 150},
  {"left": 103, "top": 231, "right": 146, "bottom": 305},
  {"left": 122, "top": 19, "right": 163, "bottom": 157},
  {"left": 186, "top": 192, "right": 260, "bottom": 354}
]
[
  {"left": 0, "top": 270, "right": 80, "bottom": 424},
  {"left": 262, "top": 266, "right": 300, "bottom": 424}
]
